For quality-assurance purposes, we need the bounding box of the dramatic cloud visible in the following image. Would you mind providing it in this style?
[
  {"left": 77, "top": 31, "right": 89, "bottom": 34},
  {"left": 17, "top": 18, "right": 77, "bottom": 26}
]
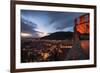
[
  {"left": 21, "top": 17, "right": 37, "bottom": 33},
  {"left": 47, "top": 12, "right": 84, "bottom": 30},
  {"left": 21, "top": 10, "right": 86, "bottom": 38}
]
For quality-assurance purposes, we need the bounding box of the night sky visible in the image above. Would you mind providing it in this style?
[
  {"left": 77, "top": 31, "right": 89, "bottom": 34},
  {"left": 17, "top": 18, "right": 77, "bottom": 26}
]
[{"left": 21, "top": 10, "right": 86, "bottom": 38}]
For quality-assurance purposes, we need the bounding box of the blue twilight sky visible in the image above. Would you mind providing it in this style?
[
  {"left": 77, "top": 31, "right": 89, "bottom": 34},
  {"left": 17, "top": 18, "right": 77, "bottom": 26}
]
[{"left": 21, "top": 10, "right": 86, "bottom": 38}]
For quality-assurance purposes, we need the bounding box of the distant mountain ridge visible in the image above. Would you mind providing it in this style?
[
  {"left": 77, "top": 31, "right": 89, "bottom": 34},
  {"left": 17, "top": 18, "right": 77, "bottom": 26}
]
[{"left": 41, "top": 31, "right": 73, "bottom": 40}]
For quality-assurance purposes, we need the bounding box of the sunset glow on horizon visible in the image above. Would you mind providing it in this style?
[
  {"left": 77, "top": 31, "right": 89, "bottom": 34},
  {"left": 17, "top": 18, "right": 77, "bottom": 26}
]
[{"left": 21, "top": 33, "right": 32, "bottom": 37}]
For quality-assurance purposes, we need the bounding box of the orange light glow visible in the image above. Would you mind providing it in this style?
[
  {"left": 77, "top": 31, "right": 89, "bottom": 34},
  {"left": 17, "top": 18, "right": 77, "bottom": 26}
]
[
  {"left": 75, "top": 14, "right": 90, "bottom": 34},
  {"left": 76, "top": 23, "right": 89, "bottom": 34},
  {"left": 80, "top": 40, "right": 89, "bottom": 55}
]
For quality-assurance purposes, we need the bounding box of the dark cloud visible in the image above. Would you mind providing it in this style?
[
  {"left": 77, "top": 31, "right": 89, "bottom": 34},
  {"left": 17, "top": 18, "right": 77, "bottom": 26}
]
[
  {"left": 21, "top": 17, "right": 37, "bottom": 33},
  {"left": 21, "top": 17, "right": 42, "bottom": 38}
]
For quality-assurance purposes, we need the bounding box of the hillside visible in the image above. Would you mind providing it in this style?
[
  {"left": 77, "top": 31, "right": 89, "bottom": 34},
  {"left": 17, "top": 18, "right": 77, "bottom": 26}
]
[{"left": 41, "top": 31, "right": 73, "bottom": 40}]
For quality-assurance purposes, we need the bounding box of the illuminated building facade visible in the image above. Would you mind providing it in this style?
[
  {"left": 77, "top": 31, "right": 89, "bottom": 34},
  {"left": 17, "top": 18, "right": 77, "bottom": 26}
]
[{"left": 74, "top": 13, "right": 90, "bottom": 41}]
